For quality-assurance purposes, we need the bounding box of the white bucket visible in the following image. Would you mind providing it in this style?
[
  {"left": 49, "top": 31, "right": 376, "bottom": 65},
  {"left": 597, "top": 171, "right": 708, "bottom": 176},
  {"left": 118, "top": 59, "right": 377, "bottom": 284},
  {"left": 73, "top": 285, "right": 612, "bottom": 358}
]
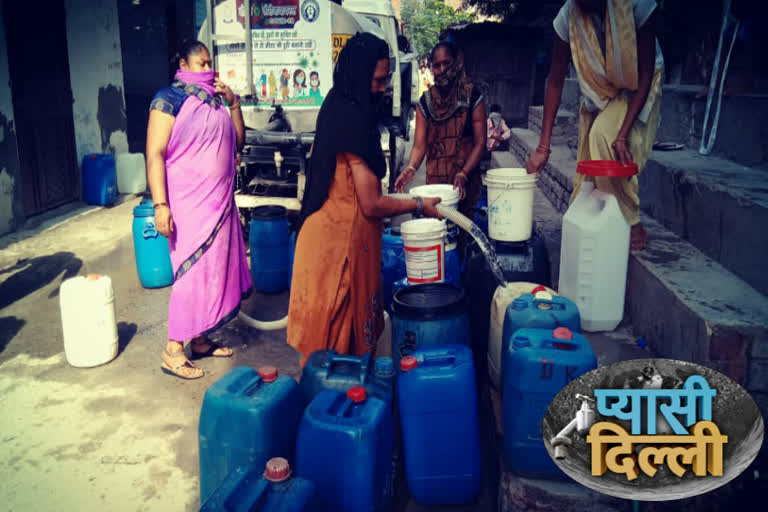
[
  {"left": 60, "top": 274, "right": 119, "bottom": 368},
  {"left": 409, "top": 184, "right": 460, "bottom": 250},
  {"left": 116, "top": 153, "right": 147, "bottom": 194},
  {"left": 485, "top": 168, "right": 537, "bottom": 242},
  {"left": 400, "top": 218, "right": 446, "bottom": 284}
]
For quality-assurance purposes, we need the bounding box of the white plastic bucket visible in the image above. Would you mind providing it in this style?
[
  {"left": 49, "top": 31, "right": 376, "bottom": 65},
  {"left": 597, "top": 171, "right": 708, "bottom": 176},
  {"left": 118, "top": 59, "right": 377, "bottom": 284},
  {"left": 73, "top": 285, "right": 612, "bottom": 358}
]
[
  {"left": 59, "top": 274, "right": 119, "bottom": 368},
  {"left": 485, "top": 168, "right": 537, "bottom": 242},
  {"left": 400, "top": 218, "right": 446, "bottom": 284},
  {"left": 409, "top": 184, "right": 460, "bottom": 250},
  {"left": 116, "top": 153, "right": 147, "bottom": 194}
]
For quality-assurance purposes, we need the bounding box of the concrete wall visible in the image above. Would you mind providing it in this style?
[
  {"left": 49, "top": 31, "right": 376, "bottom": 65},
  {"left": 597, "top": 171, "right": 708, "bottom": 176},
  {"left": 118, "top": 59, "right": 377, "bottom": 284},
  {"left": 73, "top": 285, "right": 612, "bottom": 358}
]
[
  {"left": 0, "top": 8, "right": 23, "bottom": 235},
  {"left": 64, "top": 0, "right": 129, "bottom": 165},
  {"left": 445, "top": 23, "right": 539, "bottom": 126}
]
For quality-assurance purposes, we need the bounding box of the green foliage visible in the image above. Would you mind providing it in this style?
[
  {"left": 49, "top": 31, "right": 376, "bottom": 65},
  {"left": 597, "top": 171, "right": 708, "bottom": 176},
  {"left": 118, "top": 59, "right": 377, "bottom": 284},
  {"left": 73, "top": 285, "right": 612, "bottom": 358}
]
[{"left": 401, "top": 0, "right": 475, "bottom": 58}]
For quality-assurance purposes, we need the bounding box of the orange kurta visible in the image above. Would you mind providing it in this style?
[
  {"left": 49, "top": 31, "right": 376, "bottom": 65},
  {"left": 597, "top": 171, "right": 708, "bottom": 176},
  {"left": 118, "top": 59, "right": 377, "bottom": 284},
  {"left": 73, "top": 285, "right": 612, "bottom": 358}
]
[{"left": 287, "top": 154, "right": 384, "bottom": 367}]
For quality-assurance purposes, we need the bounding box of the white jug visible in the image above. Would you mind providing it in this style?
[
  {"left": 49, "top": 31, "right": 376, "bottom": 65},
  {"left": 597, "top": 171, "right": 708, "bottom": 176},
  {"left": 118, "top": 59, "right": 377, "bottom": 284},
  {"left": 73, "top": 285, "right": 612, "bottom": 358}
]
[
  {"left": 60, "top": 274, "right": 119, "bottom": 367},
  {"left": 558, "top": 182, "right": 630, "bottom": 332}
]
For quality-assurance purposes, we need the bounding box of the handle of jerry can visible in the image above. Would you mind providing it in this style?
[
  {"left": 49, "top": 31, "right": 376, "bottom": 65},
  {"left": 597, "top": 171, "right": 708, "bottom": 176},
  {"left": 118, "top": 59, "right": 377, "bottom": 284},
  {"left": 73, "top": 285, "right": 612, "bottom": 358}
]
[
  {"left": 143, "top": 223, "right": 159, "bottom": 239},
  {"left": 545, "top": 340, "right": 578, "bottom": 351},
  {"left": 421, "top": 349, "right": 457, "bottom": 367},
  {"left": 326, "top": 353, "right": 371, "bottom": 383}
]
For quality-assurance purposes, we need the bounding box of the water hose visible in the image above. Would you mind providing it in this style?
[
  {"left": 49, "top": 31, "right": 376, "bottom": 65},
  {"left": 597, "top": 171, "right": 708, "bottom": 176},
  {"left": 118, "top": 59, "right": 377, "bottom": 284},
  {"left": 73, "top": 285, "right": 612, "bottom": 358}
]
[{"left": 237, "top": 192, "right": 507, "bottom": 331}]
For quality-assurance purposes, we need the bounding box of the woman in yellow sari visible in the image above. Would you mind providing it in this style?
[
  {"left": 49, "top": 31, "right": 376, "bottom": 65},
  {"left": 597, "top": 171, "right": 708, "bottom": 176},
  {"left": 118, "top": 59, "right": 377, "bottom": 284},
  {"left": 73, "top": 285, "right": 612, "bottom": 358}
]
[{"left": 527, "top": 0, "right": 664, "bottom": 250}]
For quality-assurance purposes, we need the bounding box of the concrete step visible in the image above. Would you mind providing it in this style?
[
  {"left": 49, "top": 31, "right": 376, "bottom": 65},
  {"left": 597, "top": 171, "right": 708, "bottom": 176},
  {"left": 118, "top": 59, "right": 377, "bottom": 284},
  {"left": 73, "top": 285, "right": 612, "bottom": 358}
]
[
  {"left": 640, "top": 150, "right": 768, "bottom": 296},
  {"left": 656, "top": 85, "right": 768, "bottom": 167},
  {"left": 505, "top": 128, "right": 768, "bottom": 426}
]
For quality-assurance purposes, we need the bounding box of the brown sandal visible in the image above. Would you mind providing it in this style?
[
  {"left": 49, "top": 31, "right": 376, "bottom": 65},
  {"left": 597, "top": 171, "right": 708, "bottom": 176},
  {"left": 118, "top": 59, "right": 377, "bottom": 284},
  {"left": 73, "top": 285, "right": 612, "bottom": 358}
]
[{"left": 161, "top": 349, "right": 204, "bottom": 380}]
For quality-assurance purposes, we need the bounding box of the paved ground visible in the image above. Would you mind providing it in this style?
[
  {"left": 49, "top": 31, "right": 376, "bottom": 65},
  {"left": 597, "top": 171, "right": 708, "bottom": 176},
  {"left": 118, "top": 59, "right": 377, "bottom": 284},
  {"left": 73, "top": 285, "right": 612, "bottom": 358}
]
[{"left": 0, "top": 129, "right": 649, "bottom": 512}]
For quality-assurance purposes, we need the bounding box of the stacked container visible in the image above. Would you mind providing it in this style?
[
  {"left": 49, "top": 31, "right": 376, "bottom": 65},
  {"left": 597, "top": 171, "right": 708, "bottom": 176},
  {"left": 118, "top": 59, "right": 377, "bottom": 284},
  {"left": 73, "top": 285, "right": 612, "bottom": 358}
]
[
  {"left": 296, "top": 387, "right": 393, "bottom": 512},
  {"left": 398, "top": 345, "right": 482, "bottom": 505},
  {"left": 390, "top": 283, "right": 470, "bottom": 370},
  {"left": 490, "top": 289, "right": 581, "bottom": 389},
  {"left": 199, "top": 366, "right": 303, "bottom": 504},
  {"left": 298, "top": 350, "right": 394, "bottom": 406},
  {"left": 502, "top": 327, "right": 596, "bottom": 478}
]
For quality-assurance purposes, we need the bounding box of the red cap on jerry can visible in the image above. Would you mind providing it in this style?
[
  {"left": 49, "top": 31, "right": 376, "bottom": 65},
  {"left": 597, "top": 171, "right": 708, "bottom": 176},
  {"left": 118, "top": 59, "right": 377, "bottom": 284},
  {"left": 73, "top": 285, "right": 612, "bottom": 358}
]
[
  {"left": 258, "top": 366, "right": 278, "bottom": 383},
  {"left": 400, "top": 355, "right": 418, "bottom": 371},
  {"left": 264, "top": 457, "right": 292, "bottom": 482},
  {"left": 553, "top": 327, "right": 573, "bottom": 340},
  {"left": 530, "top": 285, "right": 548, "bottom": 294},
  {"left": 347, "top": 386, "right": 367, "bottom": 403}
]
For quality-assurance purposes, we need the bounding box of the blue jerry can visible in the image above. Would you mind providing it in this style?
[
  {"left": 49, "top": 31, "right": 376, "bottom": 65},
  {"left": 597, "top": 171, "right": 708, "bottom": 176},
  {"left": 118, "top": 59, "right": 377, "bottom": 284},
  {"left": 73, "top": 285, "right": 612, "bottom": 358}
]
[
  {"left": 298, "top": 350, "right": 394, "bottom": 407},
  {"left": 82, "top": 153, "right": 118, "bottom": 206},
  {"left": 132, "top": 197, "right": 174, "bottom": 288},
  {"left": 501, "top": 290, "right": 581, "bottom": 366},
  {"left": 296, "top": 387, "right": 393, "bottom": 512},
  {"left": 502, "top": 327, "right": 596, "bottom": 478},
  {"left": 199, "top": 366, "right": 303, "bottom": 504},
  {"left": 398, "top": 345, "right": 482, "bottom": 505},
  {"left": 199, "top": 457, "right": 314, "bottom": 512}
]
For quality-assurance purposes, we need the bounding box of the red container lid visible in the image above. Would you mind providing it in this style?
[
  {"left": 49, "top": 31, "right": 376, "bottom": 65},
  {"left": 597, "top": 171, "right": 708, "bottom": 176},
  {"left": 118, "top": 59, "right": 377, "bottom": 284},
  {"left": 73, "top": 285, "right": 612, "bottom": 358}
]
[
  {"left": 264, "top": 457, "right": 292, "bottom": 482},
  {"left": 347, "top": 386, "right": 367, "bottom": 403},
  {"left": 258, "top": 366, "right": 278, "bottom": 383},
  {"left": 553, "top": 327, "right": 573, "bottom": 340},
  {"left": 530, "top": 285, "right": 548, "bottom": 294},
  {"left": 400, "top": 355, "right": 418, "bottom": 372},
  {"left": 577, "top": 160, "right": 638, "bottom": 177}
]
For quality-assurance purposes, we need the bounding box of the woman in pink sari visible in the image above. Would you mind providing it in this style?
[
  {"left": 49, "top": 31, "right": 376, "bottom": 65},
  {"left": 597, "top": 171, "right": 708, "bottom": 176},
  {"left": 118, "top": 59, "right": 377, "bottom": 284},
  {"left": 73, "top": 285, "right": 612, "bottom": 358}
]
[{"left": 146, "top": 40, "right": 252, "bottom": 379}]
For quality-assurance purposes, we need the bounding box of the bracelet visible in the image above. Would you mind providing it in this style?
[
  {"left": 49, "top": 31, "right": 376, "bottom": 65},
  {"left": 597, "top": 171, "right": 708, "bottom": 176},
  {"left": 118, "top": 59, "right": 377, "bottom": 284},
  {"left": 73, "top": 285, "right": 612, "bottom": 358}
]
[
  {"left": 536, "top": 144, "right": 552, "bottom": 154},
  {"left": 229, "top": 101, "right": 241, "bottom": 110},
  {"left": 456, "top": 172, "right": 468, "bottom": 181},
  {"left": 405, "top": 166, "right": 417, "bottom": 174},
  {"left": 153, "top": 202, "right": 169, "bottom": 210},
  {"left": 414, "top": 196, "right": 424, "bottom": 217}
]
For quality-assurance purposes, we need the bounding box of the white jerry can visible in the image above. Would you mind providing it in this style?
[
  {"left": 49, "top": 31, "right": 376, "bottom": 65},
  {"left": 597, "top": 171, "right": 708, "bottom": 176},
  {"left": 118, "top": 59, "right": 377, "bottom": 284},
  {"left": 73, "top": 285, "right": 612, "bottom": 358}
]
[
  {"left": 558, "top": 182, "right": 631, "bottom": 332},
  {"left": 116, "top": 153, "right": 147, "bottom": 194},
  {"left": 59, "top": 274, "right": 119, "bottom": 367}
]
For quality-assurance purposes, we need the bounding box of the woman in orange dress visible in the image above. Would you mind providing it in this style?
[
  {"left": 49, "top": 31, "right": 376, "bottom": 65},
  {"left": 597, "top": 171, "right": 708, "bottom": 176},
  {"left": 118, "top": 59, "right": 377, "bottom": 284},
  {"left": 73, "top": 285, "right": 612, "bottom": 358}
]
[{"left": 287, "top": 34, "right": 442, "bottom": 367}]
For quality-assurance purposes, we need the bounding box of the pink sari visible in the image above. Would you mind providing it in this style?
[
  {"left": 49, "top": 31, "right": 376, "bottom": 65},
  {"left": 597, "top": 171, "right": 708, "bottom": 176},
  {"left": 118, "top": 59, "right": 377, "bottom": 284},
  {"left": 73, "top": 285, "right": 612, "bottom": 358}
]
[{"left": 165, "top": 91, "right": 251, "bottom": 341}]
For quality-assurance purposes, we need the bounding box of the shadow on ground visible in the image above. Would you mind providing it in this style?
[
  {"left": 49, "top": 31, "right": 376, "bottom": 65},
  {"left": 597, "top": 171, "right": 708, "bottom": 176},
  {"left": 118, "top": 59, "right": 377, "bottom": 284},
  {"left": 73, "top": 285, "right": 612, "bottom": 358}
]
[
  {"left": 0, "top": 252, "right": 82, "bottom": 309},
  {"left": 0, "top": 316, "right": 25, "bottom": 354},
  {"left": 117, "top": 322, "right": 138, "bottom": 356}
]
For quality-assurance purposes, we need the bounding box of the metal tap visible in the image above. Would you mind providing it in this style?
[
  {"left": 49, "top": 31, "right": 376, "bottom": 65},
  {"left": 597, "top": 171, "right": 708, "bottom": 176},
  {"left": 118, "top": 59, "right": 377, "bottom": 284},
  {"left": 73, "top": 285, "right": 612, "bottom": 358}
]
[
  {"left": 274, "top": 150, "right": 284, "bottom": 178},
  {"left": 551, "top": 394, "right": 596, "bottom": 460}
]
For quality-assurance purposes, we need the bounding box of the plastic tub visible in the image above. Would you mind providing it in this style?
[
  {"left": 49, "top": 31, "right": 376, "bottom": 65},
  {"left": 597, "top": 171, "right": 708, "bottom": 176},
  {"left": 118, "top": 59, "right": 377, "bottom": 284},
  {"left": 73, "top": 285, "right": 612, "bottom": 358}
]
[
  {"left": 485, "top": 168, "right": 537, "bottom": 242},
  {"left": 400, "top": 219, "right": 446, "bottom": 284}
]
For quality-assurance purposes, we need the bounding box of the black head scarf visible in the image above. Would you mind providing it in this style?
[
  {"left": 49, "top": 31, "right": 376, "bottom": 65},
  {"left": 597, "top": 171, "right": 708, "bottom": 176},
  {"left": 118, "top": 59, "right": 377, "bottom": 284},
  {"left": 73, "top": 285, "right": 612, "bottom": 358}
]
[{"left": 297, "top": 33, "right": 390, "bottom": 230}]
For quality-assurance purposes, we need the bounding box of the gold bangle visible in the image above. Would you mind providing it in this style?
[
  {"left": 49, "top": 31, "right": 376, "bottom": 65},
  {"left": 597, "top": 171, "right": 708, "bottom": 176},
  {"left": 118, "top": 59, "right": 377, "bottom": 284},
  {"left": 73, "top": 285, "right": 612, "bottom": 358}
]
[
  {"left": 405, "top": 166, "right": 417, "bottom": 174},
  {"left": 229, "top": 101, "right": 241, "bottom": 110}
]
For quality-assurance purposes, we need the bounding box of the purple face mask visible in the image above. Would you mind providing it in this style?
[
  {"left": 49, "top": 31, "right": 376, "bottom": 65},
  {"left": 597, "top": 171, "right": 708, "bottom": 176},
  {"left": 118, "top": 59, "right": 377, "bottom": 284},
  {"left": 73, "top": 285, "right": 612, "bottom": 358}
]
[{"left": 175, "top": 69, "right": 216, "bottom": 96}]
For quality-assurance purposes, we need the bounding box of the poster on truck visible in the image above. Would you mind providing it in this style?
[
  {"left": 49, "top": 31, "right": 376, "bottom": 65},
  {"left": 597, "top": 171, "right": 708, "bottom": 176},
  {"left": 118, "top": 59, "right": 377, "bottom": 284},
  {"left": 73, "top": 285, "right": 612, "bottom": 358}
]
[{"left": 211, "top": 0, "right": 331, "bottom": 108}]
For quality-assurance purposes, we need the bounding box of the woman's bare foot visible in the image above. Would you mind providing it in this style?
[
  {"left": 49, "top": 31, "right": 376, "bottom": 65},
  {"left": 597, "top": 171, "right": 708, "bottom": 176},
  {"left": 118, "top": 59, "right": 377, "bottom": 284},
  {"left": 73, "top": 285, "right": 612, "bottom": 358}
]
[
  {"left": 161, "top": 341, "right": 204, "bottom": 379},
  {"left": 631, "top": 223, "right": 648, "bottom": 251}
]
